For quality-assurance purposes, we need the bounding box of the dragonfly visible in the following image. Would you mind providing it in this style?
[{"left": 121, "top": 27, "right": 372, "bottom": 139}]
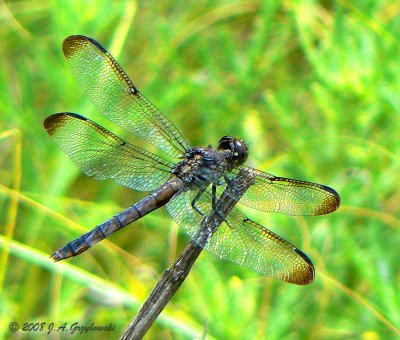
[{"left": 44, "top": 35, "right": 340, "bottom": 285}]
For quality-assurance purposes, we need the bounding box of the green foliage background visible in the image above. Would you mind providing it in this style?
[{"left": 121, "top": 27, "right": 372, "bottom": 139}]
[{"left": 1, "top": 0, "right": 399, "bottom": 338}]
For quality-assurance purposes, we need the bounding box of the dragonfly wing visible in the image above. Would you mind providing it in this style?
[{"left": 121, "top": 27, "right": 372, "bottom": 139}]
[
  {"left": 232, "top": 166, "right": 340, "bottom": 215},
  {"left": 62, "top": 35, "right": 190, "bottom": 158},
  {"left": 44, "top": 112, "right": 173, "bottom": 191},
  {"left": 214, "top": 209, "right": 314, "bottom": 285},
  {"left": 166, "top": 186, "right": 315, "bottom": 285}
]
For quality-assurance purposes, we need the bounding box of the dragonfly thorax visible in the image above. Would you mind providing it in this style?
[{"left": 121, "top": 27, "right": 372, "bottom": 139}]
[{"left": 217, "top": 136, "right": 248, "bottom": 166}]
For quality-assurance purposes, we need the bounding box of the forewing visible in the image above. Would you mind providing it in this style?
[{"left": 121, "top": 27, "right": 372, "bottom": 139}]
[
  {"left": 233, "top": 166, "right": 340, "bottom": 215},
  {"left": 166, "top": 187, "right": 315, "bottom": 285},
  {"left": 62, "top": 35, "right": 189, "bottom": 158},
  {"left": 44, "top": 113, "right": 173, "bottom": 191}
]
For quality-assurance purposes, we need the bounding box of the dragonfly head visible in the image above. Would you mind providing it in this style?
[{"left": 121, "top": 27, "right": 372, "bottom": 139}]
[{"left": 217, "top": 136, "right": 248, "bottom": 166}]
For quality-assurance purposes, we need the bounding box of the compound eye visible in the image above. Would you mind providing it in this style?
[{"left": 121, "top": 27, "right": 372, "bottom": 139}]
[
  {"left": 217, "top": 136, "right": 248, "bottom": 165},
  {"left": 217, "top": 136, "right": 235, "bottom": 151},
  {"left": 233, "top": 139, "right": 248, "bottom": 165}
]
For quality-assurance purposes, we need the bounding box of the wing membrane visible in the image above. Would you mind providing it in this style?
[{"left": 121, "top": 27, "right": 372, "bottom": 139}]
[
  {"left": 166, "top": 186, "right": 314, "bottom": 285},
  {"left": 62, "top": 35, "right": 189, "bottom": 158},
  {"left": 231, "top": 166, "right": 340, "bottom": 216},
  {"left": 44, "top": 112, "right": 173, "bottom": 191}
]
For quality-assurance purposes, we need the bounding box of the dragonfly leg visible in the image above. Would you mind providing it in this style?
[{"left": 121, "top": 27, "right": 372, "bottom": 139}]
[
  {"left": 191, "top": 186, "right": 208, "bottom": 216},
  {"left": 211, "top": 184, "right": 217, "bottom": 210}
]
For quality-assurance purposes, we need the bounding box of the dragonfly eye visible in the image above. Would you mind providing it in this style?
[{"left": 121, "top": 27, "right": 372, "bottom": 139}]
[{"left": 217, "top": 136, "right": 249, "bottom": 165}]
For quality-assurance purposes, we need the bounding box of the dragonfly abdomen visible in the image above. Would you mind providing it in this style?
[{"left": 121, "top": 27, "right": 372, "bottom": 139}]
[{"left": 51, "top": 178, "right": 183, "bottom": 261}]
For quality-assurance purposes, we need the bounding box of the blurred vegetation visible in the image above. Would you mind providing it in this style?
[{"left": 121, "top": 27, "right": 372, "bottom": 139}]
[{"left": 1, "top": 0, "right": 400, "bottom": 338}]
